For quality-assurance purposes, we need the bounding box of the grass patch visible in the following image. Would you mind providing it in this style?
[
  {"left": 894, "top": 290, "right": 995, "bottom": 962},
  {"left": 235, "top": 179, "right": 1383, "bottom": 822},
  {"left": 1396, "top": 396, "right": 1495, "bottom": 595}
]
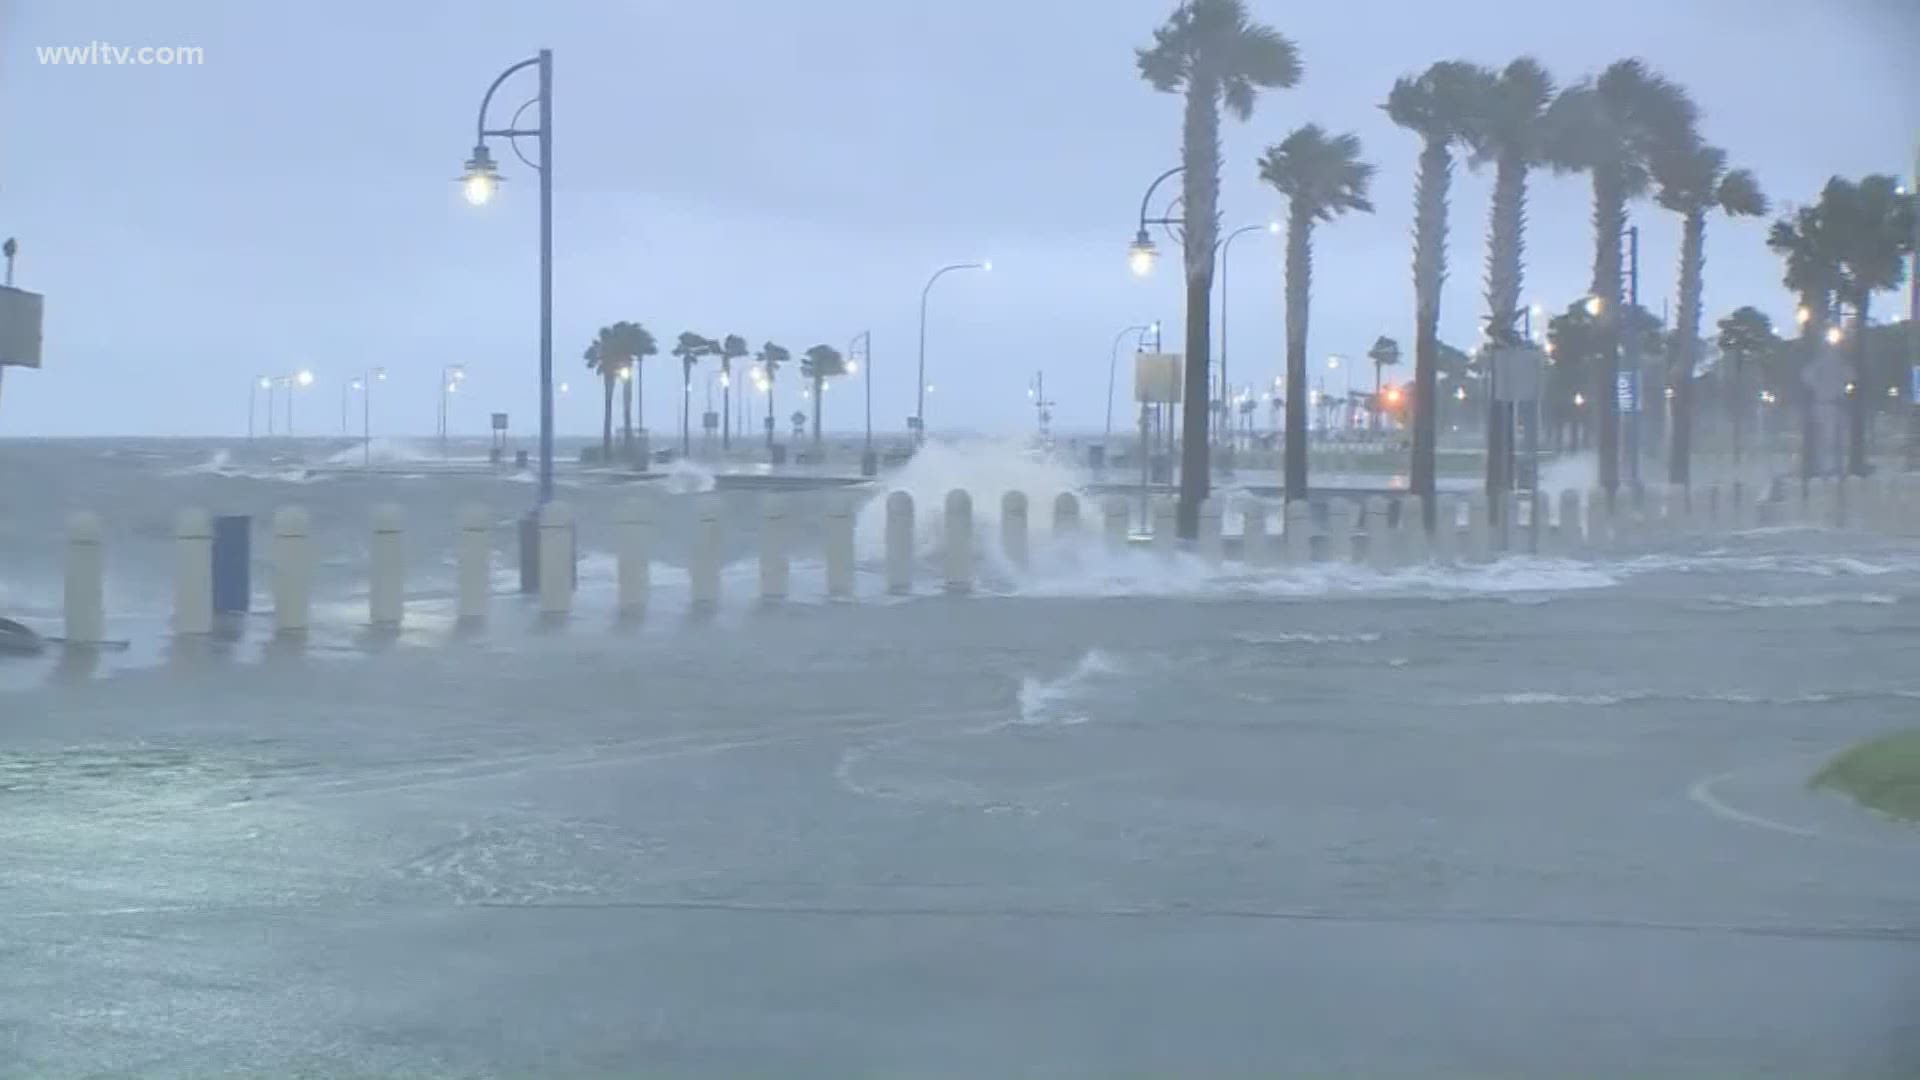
[{"left": 1811, "top": 730, "right": 1920, "bottom": 821}]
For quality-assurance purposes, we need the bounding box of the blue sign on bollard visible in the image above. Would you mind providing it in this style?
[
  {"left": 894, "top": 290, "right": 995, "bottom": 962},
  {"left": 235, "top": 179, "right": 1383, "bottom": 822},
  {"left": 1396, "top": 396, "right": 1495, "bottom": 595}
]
[
  {"left": 211, "top": 515, "right": 252, "bottom": 613},
  {"left": 1615, "top": 371, "right": 1639, "bottom": 413}
]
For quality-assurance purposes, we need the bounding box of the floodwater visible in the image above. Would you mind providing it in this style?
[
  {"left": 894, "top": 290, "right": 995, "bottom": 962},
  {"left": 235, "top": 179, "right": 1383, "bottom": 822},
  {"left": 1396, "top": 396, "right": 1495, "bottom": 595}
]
[{"left": 2, "top": 436, "right": 1917, "bottom": 1076}]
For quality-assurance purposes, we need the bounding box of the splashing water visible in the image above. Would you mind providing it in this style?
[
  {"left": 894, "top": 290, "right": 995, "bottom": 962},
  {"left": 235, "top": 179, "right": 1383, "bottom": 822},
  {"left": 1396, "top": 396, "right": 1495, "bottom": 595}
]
[
  {"left": 1015, "top": 648, "right": 1123, "bottom": 726},
  {"left": 854, "top": 438, "right": 1089, "bottom": 569},
  {"left": 663, "top": 457, "right": 717, "bottom": 495},
  {"left": 320, "top": 437, "right": 437, "bottom": 467}
]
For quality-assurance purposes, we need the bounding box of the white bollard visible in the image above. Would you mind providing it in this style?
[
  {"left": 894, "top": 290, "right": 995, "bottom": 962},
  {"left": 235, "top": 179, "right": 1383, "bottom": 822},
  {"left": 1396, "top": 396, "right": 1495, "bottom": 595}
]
[
  {"left": 690, "top": 504, "right": 722, "bottom": 610},
  {"left": 540, "top": 501, "right": 576, "bottom": 616},
  {"left": 1427, "top": 496, "right": 1457, "bottom": 562},
  {"left": 457, "top": 503, "right": 491, "bottom": 625},
  {"left": 369, "top": 503, "right": 405, "bottom": 627},
  {"left": 826, "top": 498, "right": 855, "bottom": 600},
  {"left": 1240, "top": 498, "right": 1268, "bottom": 566},
  {"left": 173, "top": 508, "right": 214, "bottom": 636},
  {"left": 1283, "top": 500, "right": 1313, "bottom": 565},
  {"left": 1396, "top": 498, "right": 1426, "bottom": 564},
  {"left": 943, "top": 489, "right": 974, "bottom": 593},
  {"left": 1464, "top": 494, "right": 1490, "bottom": 562},
  {"left": 1001, "top": 490, "right": 1030, "bottom": 570},
  {"left": 1325, "top": 499, "right": 1358, "bottom": 563},
  {"left": 1102, "top": 496, "right": 1130, "bottom": 553},
  {"left": 1365, "top": 497, "right": 1393, "bottom": 570},
  {"left": 615, "top": 497, "right": 650, "bottom": 618},
  {"left": 1557, "top": 489, "right": 1583, "bottom": 552},
  {"left": 760, "top": 497, "right": 789, "bottom": 602},
  {"left": 272, "top": 505, "right": 311, "bottom": 635},
  {"left": 1151, "top": 498, "right": 1177, "bottom": 558},
  {"left": 64, "top": 512, "right": 106, "bottom": 646},
  {"left": 1052, "top": 492, "right": 1081, "bottom": 540},
  {"left": 1197, "top": 498, "right": 1224, "bottom": 565},
  {"left": 885, "top": 491, "right": 914, "bottom": 595}
]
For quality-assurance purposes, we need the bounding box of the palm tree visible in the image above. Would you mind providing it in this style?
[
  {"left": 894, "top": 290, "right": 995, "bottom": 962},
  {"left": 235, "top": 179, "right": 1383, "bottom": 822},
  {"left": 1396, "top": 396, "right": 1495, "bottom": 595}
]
[
  {"left": 1387, "top": 59, "right": 1494, "bottom": 527},
  {"left": 1138, "top": 0, "right": 1301, "bottom": 537},
  {"left": 1257, "top": 124, "right": 1375, "bottom": 502},
  {"left": 717, "top": 334, "right": 749, "bottom": 453},
  {"left": 1768, "top": 203, "right": 1843, "bottom": 478},
  {"left": 756, "top": 341, "right": 790, "bottom": 453},
  {"left": 1816, "top": 175, "right": 1917, "bottom": 474},
  {"left": 583, "top": 332, "right": 624, "bottom": 461},
  {"left": 1366, "top": 335, "right": 1402, "bottom": 428},
  {"left": 582, "top": 321, "right": 656, "bottom": 461},
  {"left": 671, "top": 332, "right": 717, "bottom": 456},
  {"left": 1465, "top": 57, "right": 1554, "bottom": 504},
  {"left": 1652, "top": 142, "right": 1767, "bottom": 485},
  {"left": 1715, "top": 306, "right": 1779, "bottom": 466},
  {"left": 1544, "top": 59, "right": 1698, "bottom": 501},
  {"left": 800, "top": 344, "right": 847, "bottom": 448}
]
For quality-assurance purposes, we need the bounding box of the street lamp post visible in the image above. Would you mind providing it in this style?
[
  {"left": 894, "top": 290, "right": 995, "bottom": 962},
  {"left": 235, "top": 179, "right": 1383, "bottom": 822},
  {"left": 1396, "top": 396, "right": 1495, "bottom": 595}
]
[
  {"left": 251, "top": 376, "right": 272, "bottom": 439},
  {"left": 460, "top": 49, "right": 554, "bottom": 504},
  {"left": 1217, "top": 221, "right": 1280, "bottom": 452},
  {"left": 1106, "top": 322, "right": 1156, "bottom": 445},
  {"left": 915, "top": 261, "right": 989, "bottom": 445},
  {"left": 850, "top": 331, "right": 874, "bottom": 476},
  {"left": 438, "top": 364, "right": 466, "bottom": 457},
  {"left": 348, "top": 368, "right": 387, "bottom": 466}
]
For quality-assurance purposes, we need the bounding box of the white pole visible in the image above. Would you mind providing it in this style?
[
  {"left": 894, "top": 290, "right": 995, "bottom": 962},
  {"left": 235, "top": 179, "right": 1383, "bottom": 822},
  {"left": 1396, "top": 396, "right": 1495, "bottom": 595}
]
[
  {"left": 615, "top": 497, "right": 650, "bottom": 618},
  {"left": 826, "top": 498, "right": 856, "bottom": 600},
  {"left": 943, "top": 489, "right": 973, "bottom": 592},
  {"left": 1240, "top": 498, "right": 1268, "bottom": 566},
  {"left": 690, "top": 504, "right": 722, "bottom": 610},
  {"left": 885, "top": 490, "right": 915, "bottom": 595},
  {"left": 369, "top": 503, "right": 405, "bottom": 627},
  {"left": 64, "top": 511, "right": 105, "bottom": 645},
  {"left": 1102, "top": 496, "right": 1129, "bottom": 553},
  {"left": 173, "top": 508, "right": 214, "bottom": 636},
  {"left": 539, "top": 501, "right": 574, "bottom": 616},
  {"left": 457, "top": 503, "right": 490, "bottom": 625},
  {"left": 760, "top": 497, "right": 789, "bottom": 602},
  {"left": 272, "top": 505, "right": 311, "bottom": 635},
  {"left": 1051, "top": 492, "right": 1081, "bottom": 539},
  {"left": 1197, "top": 497, "right": 1224, "bottom": 565},
  {"left": 1001, "top": 490, "right": 1030, "bottom": 570}
]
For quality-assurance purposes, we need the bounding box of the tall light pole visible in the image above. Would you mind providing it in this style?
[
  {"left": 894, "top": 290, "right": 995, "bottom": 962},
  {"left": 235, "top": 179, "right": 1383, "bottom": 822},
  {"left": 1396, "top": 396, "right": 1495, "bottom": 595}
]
[
  {"left": 350, "top": 368, "right": 386, "bottom": 466},
  {"left": 1217, "top": 221, "right": 1280, "bottom": 449},
  {"left": 915, "top": 261, "right": 989, "bottom": 445},
  {"left": 850, "top": 330, "right": 874, "bottom": 475},
  {"left": 438, "top": 364, "right": 466, "bottom": 457},
  {"left": 282, "top": 369, "right": 314, "bottom": 435},
  {"left": 460, "top": 49, "right": 553, "bottom": 504},
  {"left": 251, "top": 376, "right": 271, "bottom": 439},
  {"left": 1106, "top": 322, "right": 1155, "bottom": 445}
]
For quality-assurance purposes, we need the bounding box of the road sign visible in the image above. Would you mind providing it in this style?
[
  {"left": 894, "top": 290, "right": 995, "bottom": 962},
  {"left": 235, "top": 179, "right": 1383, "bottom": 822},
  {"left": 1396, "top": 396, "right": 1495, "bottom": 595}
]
[
  {"left": 1134, "top": 352, "right": 1183, "bottom": 404},
  {"left": 1615, "top": 370, "right": 1638, "bottom": 413},
  {"left": 491, "top": 412, "right": 509, "bottom": 431},
  {"left": 1910, "top": 364, "right": 1919, "bottom": 402},
  {"left": 0, "top": 285, "right": 43, "bottom": 368}
]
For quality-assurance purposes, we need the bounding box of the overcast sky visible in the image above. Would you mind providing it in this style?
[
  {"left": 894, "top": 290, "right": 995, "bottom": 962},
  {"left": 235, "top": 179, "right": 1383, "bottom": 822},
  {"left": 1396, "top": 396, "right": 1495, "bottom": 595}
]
[{"left": 2, "top": 0, "right": 1915, "bottom": 438}]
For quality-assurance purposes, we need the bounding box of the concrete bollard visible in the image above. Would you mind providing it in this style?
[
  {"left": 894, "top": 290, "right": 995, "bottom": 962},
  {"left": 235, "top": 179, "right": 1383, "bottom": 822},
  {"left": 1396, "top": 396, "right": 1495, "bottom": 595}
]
[
  {"left": 1241, "top": 498, "right": 1269, "bottom": 566},
  {"left": 457, "top": 504, "right": 491, "bottom": 625},
  {"left": 1283, "top": 500, "right": 1313, "bottom": 565},
  {"left": 1464, "top": 494, "right": 1490, "bottom": 562},
  {"left": 540, "top": 501, "right": 576, "bottom": 616},
  {"left": 1197, "top": 498, "right": 1224, "bottom": 565},
  {"left": 1586, "top": 488, "right": 1611, "bottom": 549},
  {"left": 690, "top": 504, "right": 723, "bottom": 609},
  {"left": 760, "top": 497, "right": 789, "bottom": 602},
  {"left": 1001, "top": 490, "right": 1030, "bottom": 570},
  {"left": 64, "top": 512, "right": 106, "bottom": 646},
  {"left": 943, "top": 489, "right": 973, "bottom": 593},
  {"left": 885, "top": 491, "right": 914, "bottom": 595},
  {"left": 615, "top": 498, "right": 650, "bottom": 618},
  {"left": 1426, "top": 497, "right": 1455, "bottom": 562},
  {"left": 1052, "top": 492, "right": 1081, "bottom": 540},
  {"left": 1151, "top": 499, "right": 1177, "bottom": 558},
  {"left": 369, "top": 503, "right": 405, "bottom": 627},
  {"left": 173, "top": 508, "right": 214, "bottom": 636},
  {"left": 1396, "top": 498, "right": 1427, "bottom": 564},
  {"left": 1365, "top": 497, "right": 1393, "bottom": 570},
  {"left": 1557, "top": 489, "right": 1583, "bottom": 552},
  {"left": 272, "top": 506, "right": 311, "bottom": 635},
  {"left": 1102, "top": 497, "right": 1129, "bottom": 553},
  {"left": 826, "top": 499, "right": 856, "bottom": 600},
  {"left": 1325, "top": 499, "right": 1358, "bottom": 563}
]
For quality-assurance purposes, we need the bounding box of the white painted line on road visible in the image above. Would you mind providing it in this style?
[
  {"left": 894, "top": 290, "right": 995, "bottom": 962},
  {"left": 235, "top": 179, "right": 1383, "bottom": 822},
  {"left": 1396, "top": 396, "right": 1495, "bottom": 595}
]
[{"left": 1687, "top": 771, "right": 1821, "bottom": 838}]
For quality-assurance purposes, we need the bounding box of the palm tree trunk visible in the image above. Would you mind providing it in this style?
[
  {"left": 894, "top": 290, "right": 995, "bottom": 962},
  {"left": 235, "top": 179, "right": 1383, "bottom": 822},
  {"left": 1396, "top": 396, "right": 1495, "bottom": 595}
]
[
  {"left": 601, "top": 373, "right": 615, "bottom": 460},
  {"left": 621, "top": 372, "right": 634, "bottom": 455},
  {"left": 1848, "top": 294, "right": 1870, "bottom": 476},
  {"left": 681, "top": 362, "right": 692, "bottom": 456},
  {"left": 811, "top": 376, "right": 823, "bottom": 447},
  {"left": 1484, "top": 154, "right": 1527, "bottom": 516},
  {"left": 1730, "top": 351, "right": 1744, "bottom": 468},
  {"left": 1175, "top": 71, "right": 1222, "bottom": 541},
  {"left": 722, "top": 366, "right": 731, "bottom": 453},
  {"left": 1283, "top": 206, "right": 1313, "bottom": 502},
  {"left": 1409, "top": 138, "right": 1452, "bottom": 529},
  {"left": 766, "top": 379, "right": 776, "bottom": 452},
  {"left": 1669, "top": 210, "right": 1706, "bottom": 487},
  {"left": 1590, "top": 168, "right": 1627, "bottom": 505}
]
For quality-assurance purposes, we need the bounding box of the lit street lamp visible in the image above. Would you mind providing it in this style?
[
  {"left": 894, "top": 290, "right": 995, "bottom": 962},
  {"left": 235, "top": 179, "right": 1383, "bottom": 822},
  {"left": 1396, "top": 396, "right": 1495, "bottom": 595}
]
[
  {"left": 915, "top": 261, "right": 989, "bottom": 444},
  {"left": 459, "top": 48, "right": 554, "bottom": 504},
  {"left": 439, "top": 364, "right": 466, "bottom": 457},
  {"left": 850, "top": 330, "right": 875, "bottom": 475},
  {"left": 345, "top": 368, "right": 387, "bottom": 466},
  {"left": 276, "top": 369, "right": 314, "bottom": 435}
]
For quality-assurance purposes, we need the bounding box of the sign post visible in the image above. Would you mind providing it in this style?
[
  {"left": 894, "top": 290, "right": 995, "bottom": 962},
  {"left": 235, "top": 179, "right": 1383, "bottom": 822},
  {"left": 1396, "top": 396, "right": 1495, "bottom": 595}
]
[{"left": 1134, "top": 353, "right": 1182, "bottom": 532}]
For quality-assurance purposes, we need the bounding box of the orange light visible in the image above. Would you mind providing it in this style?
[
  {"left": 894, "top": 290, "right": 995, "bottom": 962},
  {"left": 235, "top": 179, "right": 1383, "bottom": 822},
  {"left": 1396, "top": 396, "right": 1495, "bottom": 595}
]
[{"left": 1383, "top": 385, "right": 1403, "bottom": 407}]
